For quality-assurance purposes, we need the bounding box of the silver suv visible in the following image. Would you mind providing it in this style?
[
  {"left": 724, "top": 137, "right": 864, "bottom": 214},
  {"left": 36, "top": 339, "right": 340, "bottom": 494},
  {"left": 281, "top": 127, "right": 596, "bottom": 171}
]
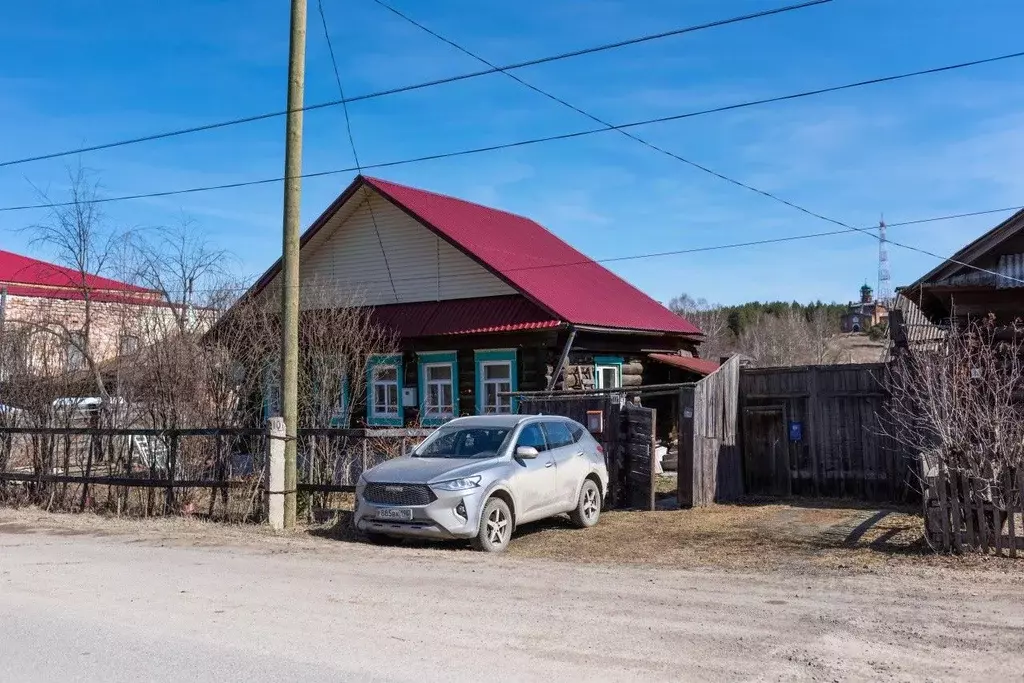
[{"left": 353, "top": 414, "right": 609, "bottom": 552}]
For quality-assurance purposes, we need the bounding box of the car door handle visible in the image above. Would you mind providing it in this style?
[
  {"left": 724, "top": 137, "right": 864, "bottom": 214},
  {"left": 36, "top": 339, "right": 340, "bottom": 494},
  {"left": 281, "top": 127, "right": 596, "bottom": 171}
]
[
  {"left": 574, "top": 451, "right": 585, "bottom": 457},
  {"left": 544, "top": 461, "right": 554, "bottom": 468}
]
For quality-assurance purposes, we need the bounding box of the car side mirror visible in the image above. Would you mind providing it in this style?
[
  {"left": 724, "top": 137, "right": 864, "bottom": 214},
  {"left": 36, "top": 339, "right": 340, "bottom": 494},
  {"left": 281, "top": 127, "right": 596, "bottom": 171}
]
[{"left": 515, "top": 446, "right": 540, "bottom": 459}]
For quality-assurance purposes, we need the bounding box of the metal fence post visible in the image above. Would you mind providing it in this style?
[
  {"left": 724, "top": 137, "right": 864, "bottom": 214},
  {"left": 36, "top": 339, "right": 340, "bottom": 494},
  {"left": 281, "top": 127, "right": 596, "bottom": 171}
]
[{"left": 266, "top": 417, "right": 286, "bottom": 531}]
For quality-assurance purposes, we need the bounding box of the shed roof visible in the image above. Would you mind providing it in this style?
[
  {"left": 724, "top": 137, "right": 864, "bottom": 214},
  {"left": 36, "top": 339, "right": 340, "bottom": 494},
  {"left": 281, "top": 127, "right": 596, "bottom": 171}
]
[{"left": 647, "top": 353, "right": 720, "bottom": 376}]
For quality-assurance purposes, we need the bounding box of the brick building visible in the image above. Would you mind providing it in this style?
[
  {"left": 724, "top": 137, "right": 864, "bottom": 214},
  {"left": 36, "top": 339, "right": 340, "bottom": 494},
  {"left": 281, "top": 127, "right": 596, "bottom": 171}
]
[{"left": 0, "top": 249, "right": 172, "bottom": 377}]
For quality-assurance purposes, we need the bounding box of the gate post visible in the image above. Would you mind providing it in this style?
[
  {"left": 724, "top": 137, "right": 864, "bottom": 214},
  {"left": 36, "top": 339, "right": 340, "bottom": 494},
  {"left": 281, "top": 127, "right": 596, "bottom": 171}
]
[
  {"left": 266, "top": 417, "right": 285, "bottom": 531},
  {"left": 677, "top": 387, "right": 695, "bottom": 509}
]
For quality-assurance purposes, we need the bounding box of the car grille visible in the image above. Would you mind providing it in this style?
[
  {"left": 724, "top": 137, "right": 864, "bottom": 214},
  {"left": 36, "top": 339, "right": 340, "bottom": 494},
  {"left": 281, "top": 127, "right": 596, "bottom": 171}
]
[{"left": 363, "top": 483, "right": 436, "bottom": 506}]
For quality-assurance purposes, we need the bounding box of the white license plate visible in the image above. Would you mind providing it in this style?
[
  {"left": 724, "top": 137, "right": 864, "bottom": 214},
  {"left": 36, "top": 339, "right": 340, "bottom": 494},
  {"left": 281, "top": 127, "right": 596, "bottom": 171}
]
[{"left": 376, "top": 507, "right": 413, "bottom": 521}]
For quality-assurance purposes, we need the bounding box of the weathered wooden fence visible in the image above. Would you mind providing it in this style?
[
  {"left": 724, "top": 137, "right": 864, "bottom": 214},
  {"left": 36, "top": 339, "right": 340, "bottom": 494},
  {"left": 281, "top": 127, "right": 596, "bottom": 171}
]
[
  {"left": 922, "top": 466, "right": 1023, "bottom": 555},
  {"left": 677, "top": 355, "right": 742, "bottom": 507},
  {"left": 739, "top": 363, "right": 915, "bottom": 502},
  {"left": 0, "top": 426, "right": 430, "bottom": 519},
  {"left": 519, "top": 396, "right": 656, "bottom": 510}
]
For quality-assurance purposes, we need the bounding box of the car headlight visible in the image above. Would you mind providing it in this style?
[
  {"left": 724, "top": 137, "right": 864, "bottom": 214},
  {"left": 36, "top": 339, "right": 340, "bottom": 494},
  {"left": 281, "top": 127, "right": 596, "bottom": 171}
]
[{"left": 432, "top": 475, "right": 481, "bottom": 492}]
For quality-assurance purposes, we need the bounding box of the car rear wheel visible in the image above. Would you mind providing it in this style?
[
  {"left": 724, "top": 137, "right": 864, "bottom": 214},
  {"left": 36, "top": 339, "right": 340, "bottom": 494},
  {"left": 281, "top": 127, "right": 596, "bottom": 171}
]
[
  {"left": 471, "top": 497, "right": 512, "bottom": 552},
  {"left": 569, "top": 479, "right": 601, "bottom": 528}
]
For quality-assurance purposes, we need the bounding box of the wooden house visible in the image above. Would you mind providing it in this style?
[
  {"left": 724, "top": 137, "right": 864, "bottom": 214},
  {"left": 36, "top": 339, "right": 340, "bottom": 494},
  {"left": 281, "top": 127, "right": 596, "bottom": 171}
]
[
  {"left": 246, "top": 175, "right": 708, "bottom": 427},
  {"left": 902, "top": 208, "right": 1024, "bottom": 326}
]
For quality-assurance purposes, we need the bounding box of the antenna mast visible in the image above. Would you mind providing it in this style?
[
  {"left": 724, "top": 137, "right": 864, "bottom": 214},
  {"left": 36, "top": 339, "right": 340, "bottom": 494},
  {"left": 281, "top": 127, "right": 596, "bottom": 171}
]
[{"left": 877, "top": 218, "right": 892, "bottom": 306}]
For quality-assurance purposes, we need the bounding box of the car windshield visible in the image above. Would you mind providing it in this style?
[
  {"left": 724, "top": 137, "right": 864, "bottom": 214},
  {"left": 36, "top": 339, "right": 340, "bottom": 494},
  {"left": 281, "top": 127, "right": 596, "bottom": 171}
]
[{"left": 413, "top": 426, "right": 512, "bottom": 459}]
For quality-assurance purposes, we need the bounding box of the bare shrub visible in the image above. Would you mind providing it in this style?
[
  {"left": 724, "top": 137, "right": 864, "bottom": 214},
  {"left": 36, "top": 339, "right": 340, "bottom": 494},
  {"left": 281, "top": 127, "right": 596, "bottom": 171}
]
[{"left": 887, "top": 316, "right": 1024, "bottom": 484}]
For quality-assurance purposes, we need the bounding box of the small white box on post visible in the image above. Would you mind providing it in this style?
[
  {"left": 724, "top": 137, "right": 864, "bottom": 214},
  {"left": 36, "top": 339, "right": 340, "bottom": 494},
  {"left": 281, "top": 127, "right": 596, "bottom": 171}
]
[{"left": 266, "top": 416, "right": 285, "bottom": 531}]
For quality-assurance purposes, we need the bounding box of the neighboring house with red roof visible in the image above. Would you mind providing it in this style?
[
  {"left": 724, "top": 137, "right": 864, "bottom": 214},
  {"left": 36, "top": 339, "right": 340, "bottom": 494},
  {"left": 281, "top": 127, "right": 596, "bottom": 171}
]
[
  {"left": 0, "top": 249, "right": 169, "bottom": 381},
  {"left": 247, "top": 175, "right": 707, "bottom": 427}
]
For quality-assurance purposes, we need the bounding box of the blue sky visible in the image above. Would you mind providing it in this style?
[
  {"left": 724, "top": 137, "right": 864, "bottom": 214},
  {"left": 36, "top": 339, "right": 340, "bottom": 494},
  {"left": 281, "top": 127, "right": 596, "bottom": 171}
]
[{"left": 2, "top": 0, "right": 1023, "bottom": 306}]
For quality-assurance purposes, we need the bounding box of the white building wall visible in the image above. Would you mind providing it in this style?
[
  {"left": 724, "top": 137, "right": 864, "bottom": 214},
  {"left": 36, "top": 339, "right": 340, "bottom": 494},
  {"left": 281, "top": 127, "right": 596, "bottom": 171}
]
[{"left": 298, "top": 192, "right": 514, "bottom": 308}]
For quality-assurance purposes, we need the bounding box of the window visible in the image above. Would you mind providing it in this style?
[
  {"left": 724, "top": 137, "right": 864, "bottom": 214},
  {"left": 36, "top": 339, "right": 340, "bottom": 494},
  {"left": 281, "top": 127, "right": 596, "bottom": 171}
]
[
  {"left": 328, "top": 374, "right": 350, "bottom": 427},
  {"left": 516, "top": 423, "right": 548, "bottom": 452},
  {"left": 481, "top": 362, "right": 512, "bottom": 414},
  {"left": 475, "top": 350, "right": 517, "bottom": 414},
  {"left": 373, "top": 366, "right": 399, "bottom": 416},
  {"left": 66, "top": 331, "right": 86, "bottom": 371},
  {"left": 119, "top": 335, "right": 140, "bottom": 356},
  {"left": 262, "top": 360, "right": 281, "bottom": 420},
  {"left": 541, "top": 421, "right": 574, "bottom": 449},
  {"left": 367, "top": 355, "right": 403, "bottom": 426},
  {"left": 413, "top": 426, "right": 511, "bottom": 459},
  {"left": 424, "top": 364, "right": 454, "bottom": 417},
  {"left": 595, "top": 365, "right": 620, "bottom": 389},
  {"left": 418, "top": 352, "right": 458, "bottom": 425},
  {"left": 568, "top": 423, "right": 587, "bottom": 443}
]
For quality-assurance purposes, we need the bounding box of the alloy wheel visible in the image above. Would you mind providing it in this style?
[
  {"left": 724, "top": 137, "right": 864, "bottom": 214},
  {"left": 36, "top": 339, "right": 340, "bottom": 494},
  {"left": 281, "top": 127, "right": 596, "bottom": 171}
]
[
  {"left": 582, "top": 487, "right": 599, "bottom": 521},
  {"left": 486, "top": 506, "right": 509, "bottom": 546}
]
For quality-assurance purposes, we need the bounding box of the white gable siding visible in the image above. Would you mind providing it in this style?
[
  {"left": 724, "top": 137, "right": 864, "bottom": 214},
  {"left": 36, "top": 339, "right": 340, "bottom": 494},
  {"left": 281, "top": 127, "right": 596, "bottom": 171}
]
[{"left": 298, "top": 192, "right": 514, "bottom": 308}]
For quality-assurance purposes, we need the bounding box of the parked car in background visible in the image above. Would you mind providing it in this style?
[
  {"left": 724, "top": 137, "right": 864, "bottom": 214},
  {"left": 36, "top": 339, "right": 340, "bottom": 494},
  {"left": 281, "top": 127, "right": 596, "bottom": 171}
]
[{"left": 353, "top": 415, "right": 608, "bottom": 552}]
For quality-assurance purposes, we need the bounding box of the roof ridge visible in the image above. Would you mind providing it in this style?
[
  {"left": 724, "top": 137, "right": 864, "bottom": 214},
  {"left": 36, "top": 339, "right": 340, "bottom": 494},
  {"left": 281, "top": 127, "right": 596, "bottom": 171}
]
[{"left": 362, "top": 175, "right": 540, "bottom": 224}]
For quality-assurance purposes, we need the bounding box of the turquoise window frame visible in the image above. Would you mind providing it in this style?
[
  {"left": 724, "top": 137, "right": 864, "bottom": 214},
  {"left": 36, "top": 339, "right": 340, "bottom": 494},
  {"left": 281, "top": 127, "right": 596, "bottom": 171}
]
[
  {"left": 366, "top": 354, "right": 403, "bottom": 427},
  {"left": 475, "top": 349, "right": 518, "bottom": 414},
  {"left": 328, "top": 374, "right": 351, "bottom": 428},
  {"left": 262, "top": 358, "right": 281, "bottom": 421},
  {"left": 593, "top": 355, "right": 624, "bottom": 389},
  {"left": 417, "top": 351, "right": 458, "bottom": 426}
]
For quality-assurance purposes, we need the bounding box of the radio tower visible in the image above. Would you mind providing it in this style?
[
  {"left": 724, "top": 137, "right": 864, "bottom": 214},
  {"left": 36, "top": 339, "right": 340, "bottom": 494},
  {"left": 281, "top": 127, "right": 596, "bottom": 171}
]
[{"left": 877, "top": 218, "right": 892, "bottom": 306}]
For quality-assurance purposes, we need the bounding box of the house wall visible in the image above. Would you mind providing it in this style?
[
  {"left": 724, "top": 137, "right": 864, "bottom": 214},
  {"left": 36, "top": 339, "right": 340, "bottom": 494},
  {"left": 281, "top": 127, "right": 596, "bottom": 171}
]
[
  {"left": 297, "top": 192, "right": 515, "bottom": 307},
  {"left": 2, "top": 293, "right": 177, "bottom": 376}
]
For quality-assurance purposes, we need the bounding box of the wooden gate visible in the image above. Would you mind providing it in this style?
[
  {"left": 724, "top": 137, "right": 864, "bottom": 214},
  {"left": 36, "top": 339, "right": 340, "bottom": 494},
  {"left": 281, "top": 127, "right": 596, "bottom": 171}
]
[
  {"left": 739, "top": 363, "right": 915, "bottom": 501},
  {"left": 677, "top": 355, "right": 742, "bottom": 507},
  {"left": 742, "top": 406, "right": 789, "bottom": 496}
]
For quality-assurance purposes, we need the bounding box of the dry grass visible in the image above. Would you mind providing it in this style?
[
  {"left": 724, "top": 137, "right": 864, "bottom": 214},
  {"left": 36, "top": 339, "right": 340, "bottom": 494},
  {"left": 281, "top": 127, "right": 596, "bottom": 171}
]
[{"left": 3, "top": 498, "right": 1022, "bottom": 578}]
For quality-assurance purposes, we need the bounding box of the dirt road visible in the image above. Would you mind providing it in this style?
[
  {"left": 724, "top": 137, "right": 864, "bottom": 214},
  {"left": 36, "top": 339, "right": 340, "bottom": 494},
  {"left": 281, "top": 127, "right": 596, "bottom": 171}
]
[{"left": 1, "top": 514, "right": 1021, "bottom": 682}]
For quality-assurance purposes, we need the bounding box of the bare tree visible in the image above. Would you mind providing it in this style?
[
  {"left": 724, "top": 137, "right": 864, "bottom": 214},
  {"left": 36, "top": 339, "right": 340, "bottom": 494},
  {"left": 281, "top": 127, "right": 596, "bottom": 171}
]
[
  {"left": 130, "top": 217, "right": 233, "bottom": 334},
  {"left": 669, "top": 294, "right": 731, "bottom": 361},
  {"left": 22, "top": 165, "right": 131, "bottom": 399}
]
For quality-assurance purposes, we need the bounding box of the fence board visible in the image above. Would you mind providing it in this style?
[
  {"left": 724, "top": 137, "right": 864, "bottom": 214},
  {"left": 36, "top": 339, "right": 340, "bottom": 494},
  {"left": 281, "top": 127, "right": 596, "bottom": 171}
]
[
  {"left": 678, "top": 356, "right": 741, "bottom": 507},
  {"left": 960, "top": 473, "right": 976, "bottom": 549},
  {"left": 937, "top": 474, "right": 950, "bottom": 550},
  {"left": 974, "top": 477, "right": 989, "bottom": 554},
  {"left": 1010, "top": 471, "right": 1018, "bottom": 559},
  {"left": 950, "top": 472, "right": 964, "bottom": 552}
]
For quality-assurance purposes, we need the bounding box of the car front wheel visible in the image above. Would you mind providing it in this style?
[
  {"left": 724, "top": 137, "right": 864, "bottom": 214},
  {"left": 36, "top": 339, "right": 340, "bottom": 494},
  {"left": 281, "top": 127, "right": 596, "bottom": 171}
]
[
  {"left": 471, "top": 497, "right": 512, "bottom": 552},
  {"left": 569, "top": 479, "right": 601, "bottom": 528}
]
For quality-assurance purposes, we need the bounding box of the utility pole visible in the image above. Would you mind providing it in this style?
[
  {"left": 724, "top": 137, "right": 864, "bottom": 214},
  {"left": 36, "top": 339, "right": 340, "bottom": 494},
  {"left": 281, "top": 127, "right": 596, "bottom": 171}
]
[{"left": 280, "top": 0, "right": 307, "bottom": 529}]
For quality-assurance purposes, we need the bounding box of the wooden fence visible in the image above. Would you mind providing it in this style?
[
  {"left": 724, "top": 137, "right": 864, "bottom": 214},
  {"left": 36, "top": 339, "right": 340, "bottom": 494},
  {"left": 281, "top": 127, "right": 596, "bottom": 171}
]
[
  {"left": 0, "top": 426, "right": 431, "bottom": 519},
  {"left": 677, "top": 355, "right": 742, "bottom": 507},
  {"left": 739, "top": 363, "right": 915, "bottom": 502},
  {"left": 922, "top": 467, "right": 1023, "bottom": 555}
]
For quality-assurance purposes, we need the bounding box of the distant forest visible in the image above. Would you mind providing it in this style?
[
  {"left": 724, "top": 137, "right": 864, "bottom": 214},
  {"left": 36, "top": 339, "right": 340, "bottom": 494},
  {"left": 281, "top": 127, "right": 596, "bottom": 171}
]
[{"left": 668, "top": 294, "right": 854, "bottom": 367}]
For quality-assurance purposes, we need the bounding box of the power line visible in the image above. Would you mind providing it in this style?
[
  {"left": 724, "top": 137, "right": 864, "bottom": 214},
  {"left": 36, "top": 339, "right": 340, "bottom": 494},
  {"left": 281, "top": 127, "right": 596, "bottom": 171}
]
[
  {"left": 118, "top": 204, "right": 1024, "bottom": 296},
  {"left": 368, "top": 0, "right": 1024, "bottom": 285},
  {"left": 0, "top": 0, "right": 832, "bottom": 170},
  {"left": 316, "top": 0, "right": 399, "bottom": 301},
  {"left": 5, "top": 50, "right": 1023, "bottom": 214}
]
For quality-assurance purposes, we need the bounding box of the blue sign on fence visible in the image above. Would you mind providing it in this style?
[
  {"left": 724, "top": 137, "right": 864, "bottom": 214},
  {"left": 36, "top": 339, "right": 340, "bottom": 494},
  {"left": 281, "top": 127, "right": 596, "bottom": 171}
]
[{"left": 788, "top": 420, "right": 803, "bottom": 441}]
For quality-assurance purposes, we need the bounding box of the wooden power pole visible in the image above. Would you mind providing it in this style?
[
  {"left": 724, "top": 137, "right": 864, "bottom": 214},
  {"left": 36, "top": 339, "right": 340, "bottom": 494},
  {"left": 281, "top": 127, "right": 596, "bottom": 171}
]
[{"left": 281, "top": 0, "right": 307, "bottom": 529}]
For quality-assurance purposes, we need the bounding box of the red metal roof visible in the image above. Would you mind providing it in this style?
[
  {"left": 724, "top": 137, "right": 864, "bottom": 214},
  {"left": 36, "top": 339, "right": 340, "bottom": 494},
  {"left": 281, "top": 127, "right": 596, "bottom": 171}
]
[
  {"left": 360, "top": 177, "right": 700, "bottom": 336},
  {"left": 0, "top": 249, "right": 159, "bottom": 303},
  {"left": 647, "top": 353, "right": 720, "bottom": 376},
  {"left": 367, "top": 295, "right": 561, "bottom": 338}
]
